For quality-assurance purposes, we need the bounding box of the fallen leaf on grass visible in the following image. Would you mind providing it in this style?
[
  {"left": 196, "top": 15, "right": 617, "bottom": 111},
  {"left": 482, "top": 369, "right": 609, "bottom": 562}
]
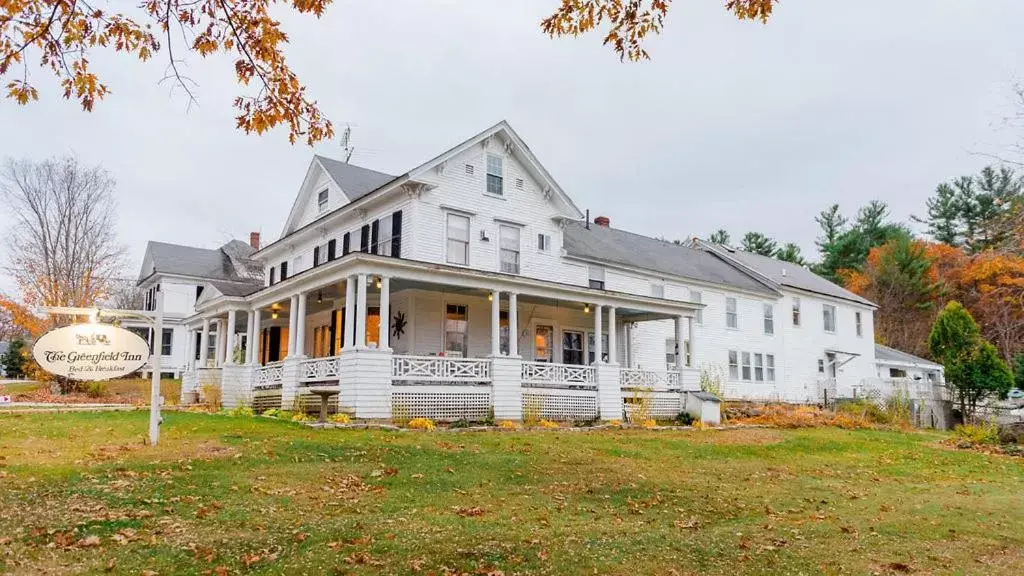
[
  {"left": 78, "top": 535, "right": 101, "bottom": 547},
  {"left": 454, "top": 506, "right": 486, "bottom": 517}
]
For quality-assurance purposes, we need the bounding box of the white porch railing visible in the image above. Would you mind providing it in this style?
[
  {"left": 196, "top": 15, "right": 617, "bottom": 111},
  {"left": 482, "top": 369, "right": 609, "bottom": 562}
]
[
  {"left": 853, "top": 378, "right": 948, "bottom": 402},
  {"left": 300, "top": 356, "right": 341, "bottom": 383},
  {"left": 619, "top": 368, "right": 680, "bottom": 390},
  {"left": 391, "top": 355, "right": 492, "bottom": 383},
  {"left": 254, "top": 360, "right": 285, "bottom": 390},
  {"left": 521, "top": 361, "right": 596, "bottom": 389}
]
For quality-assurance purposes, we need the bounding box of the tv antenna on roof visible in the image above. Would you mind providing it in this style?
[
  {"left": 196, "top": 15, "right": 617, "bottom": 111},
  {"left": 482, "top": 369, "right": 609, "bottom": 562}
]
[{"left": 340, "top": 124, "right": 354, "bottom": 163}]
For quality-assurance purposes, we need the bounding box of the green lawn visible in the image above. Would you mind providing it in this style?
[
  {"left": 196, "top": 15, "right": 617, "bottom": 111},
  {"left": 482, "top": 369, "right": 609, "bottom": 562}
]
[{"left": 0, "top": 412, "right": 1022, "bottom": 575}]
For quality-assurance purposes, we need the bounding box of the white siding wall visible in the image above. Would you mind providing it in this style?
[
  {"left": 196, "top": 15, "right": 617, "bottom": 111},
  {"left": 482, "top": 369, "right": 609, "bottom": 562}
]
[{"left": 294, "top": 171, "right": 346, "bottom": 230}]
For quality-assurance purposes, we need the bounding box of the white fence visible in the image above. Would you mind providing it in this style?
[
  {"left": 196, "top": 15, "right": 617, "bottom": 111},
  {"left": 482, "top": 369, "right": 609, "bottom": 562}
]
[
  {"left": 254, "top": 361, "right": 284, "bottom": 390},
  {"left": 392, "top": 355, "right": 491, "bottom": 384},
  {"left": 853, "top": 378, "right": 949, "bottom": 402},
  {"left": 300, "top": 356, "right": 341, "bottom": 383},
  {"left": 619, "top": 368, "right": 680, "bottom": 391},
  {"left": 521, "top": 361, "right": 596, "bottom": 389}
]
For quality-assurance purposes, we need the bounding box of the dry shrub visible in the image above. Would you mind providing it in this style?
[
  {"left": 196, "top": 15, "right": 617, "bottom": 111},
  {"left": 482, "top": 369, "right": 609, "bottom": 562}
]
[
  {"left": 498, "top": 420, "right": 519, "bottom": 430},
  {"left": 200, "top": 384, "right": 222, "bottom": 410},
  {"left": 522, "top": 395, "right": 542, "bottom": 426},
  {"left": 733, "top": 404, "right": 873, "bottom": 430},
  {"left": 407, "top": 418, "right": 436, "bottom": 431},
  {"left": 624, "top": 387, "right": 653, "bottom": 425}
]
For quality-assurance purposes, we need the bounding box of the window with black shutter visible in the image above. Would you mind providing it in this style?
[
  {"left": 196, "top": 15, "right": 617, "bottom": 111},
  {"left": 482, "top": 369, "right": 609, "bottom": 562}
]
[
  {"left": 313, "top": 246, "right": 320, "bottom": 267},
  {"left": 370, "top": 220, "right": 379, "bottom": 254},
  {"left": 360, "top": 225, "right": 370, "bottom": 252},
  {"left": 327, "top": 239, "right": 336, "bottom": 261},
  {"left": 269, "top": 266, "right": 276, "bottom": 285},
  {"left": 342, "top": 232, "right": 350, "bottom": 255},
  {"left": 280, "top": 261, "right": 288, "bottom": 280},
  {"left": 391, "top": 210, "right": 403, "bottom": 257}
]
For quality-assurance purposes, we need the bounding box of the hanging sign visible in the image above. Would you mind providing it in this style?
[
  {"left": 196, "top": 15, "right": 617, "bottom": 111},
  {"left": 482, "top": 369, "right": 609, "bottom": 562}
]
[{"left": 33, "top": 324, "right": 150, "bottom": 381}]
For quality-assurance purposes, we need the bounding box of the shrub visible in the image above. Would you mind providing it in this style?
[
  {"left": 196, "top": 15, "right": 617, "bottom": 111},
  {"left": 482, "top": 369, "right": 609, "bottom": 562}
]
[
  {"left": 84, "top": 381, "right": 108, "bottom": 399},
  {"left": 522, "top": 396, "right": 542, "bottom": 426},
  {"left": 537, "top": 419, "right": 560, "bottom": 429},
  {"left": 407, "top": 418, "right": 436, "bottom": 431},
  {"left": 449, "top": 418, "right": 471, "bottom": 429},
  {"left": 884, "top": 390, "right": 912, "bottom": 427},
  {"left": 226, "top": 405, "right": 255, "bottom": 417},
  {"left": 330, "top": 413, "right": 351, "bottom": 425},
  {"left": 606, "top": 419, "right": 623, "bottom": 427},
  {"left": 498, "top": 420, "right": 519, "bottom": 430},
  {"left": 201, "top": 384, "right": 222, "bottom": 410},
  {"left": 642, "top": 419, "right": 657, "bottom": 429},
  {"left": 674, "top": 411, "right": 695, "bottom": 426},
  {"left": 290, "top": 412, "right": 312, "bottom": 423},
  {"left": 262, "top": 408, "right": 282, "bottom": 418},
  {"left": 953, "top": 422, "right": 1000, "bottom": 445},
  {"left": 392, "top": 401, "right": 411, "bottom": 426},
  {"left": 624, "top": 387, "right": 653, "bottom": 425}
]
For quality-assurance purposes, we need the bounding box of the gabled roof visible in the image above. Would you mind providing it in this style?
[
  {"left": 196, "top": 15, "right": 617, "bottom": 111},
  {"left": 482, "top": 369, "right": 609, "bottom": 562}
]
[
  {"left": 698, "top": 243, "right": 875, "bottom": 307},
  {"left": 875, "top": 344, "right": 943, "bottom": 370},
  {"left": 562, "top": 221, "right": 778, "bottom": 296},
  {"left": 138, "top": 240, "right": 263, "bottom": 286},
  {"left": 315, "top": 156, "right": 396, "bottom": 203}
]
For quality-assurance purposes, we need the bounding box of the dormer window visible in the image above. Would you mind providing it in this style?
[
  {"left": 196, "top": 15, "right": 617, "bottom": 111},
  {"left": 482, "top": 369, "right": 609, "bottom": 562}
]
[
  {"left": 317, "top": 189, "right": 329, "bottom": 213},
  {"left": 486, "top": 154, "right": 503, "bottom": 195}
]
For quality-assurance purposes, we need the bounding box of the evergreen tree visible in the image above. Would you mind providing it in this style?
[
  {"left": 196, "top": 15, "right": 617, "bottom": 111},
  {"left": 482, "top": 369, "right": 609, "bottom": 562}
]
[
  {"left": 814, "top": 204, "right": 847, "bottom": 252},
  {"left": 708, "top": 229, "right": 731, "bottom": 245},
  {"left": 740, "top": 232, "right": 777, "bottom": 256},
  {"left": 774, "top": 243, "right": 805, "bottom": 266},
  {"left": 1, "top": 338, "right": 27, "bottom": 379},
  {"left": 914, "top": 182, "right": 961, "bottom": 245}
]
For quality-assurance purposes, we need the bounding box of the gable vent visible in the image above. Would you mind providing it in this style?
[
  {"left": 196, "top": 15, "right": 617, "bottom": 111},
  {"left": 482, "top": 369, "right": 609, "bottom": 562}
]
[
  {"left": 465, "top": 164, "right": 474, "bottom": 175},
  {"left": 515, "top": 177, "right": 524, "bottom": 189}
]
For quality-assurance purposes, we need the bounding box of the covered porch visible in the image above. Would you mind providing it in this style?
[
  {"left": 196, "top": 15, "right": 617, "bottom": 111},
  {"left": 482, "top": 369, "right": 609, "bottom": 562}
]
[{"left": 181, "top": 253, "right": 703, "bottom": 422}]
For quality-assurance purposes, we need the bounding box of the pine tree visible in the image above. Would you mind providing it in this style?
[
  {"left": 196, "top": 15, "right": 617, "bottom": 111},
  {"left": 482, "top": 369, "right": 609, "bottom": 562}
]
[
  {"left": 708, "top": 229, "right": 731, "bottom": 245},
  {"left": 914, "top": 182, "right": 961, "bottom": 245},
  {"left": 774, "top": 243, "right": 805, "bottom": 265},
  {"left": 740, "top": 232, "right": 777, "bottom": 256}
]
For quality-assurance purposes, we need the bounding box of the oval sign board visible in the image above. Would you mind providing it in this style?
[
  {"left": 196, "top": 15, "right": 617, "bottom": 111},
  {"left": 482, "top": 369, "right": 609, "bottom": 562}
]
[{"left": 33, "top": 324, "right": 149, "bottom": 381}]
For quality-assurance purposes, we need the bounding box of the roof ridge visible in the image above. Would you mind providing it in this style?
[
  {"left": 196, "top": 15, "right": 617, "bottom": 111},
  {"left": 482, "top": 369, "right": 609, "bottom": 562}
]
[
  {"left": 314, "top": 154, "right": 395, "bottom": 178},
  {"left": 566, "top": 220, "right": 705, "bottom": 254}
]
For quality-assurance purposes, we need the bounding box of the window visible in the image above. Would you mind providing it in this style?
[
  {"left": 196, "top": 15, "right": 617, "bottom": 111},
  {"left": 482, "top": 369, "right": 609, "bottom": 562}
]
[
  {"left": 444, "top": 304, "right": 468, "bottom": 357},
  {"left": 563, "top": 331, "right": 584, "bottom": 365},
  {"left": 500, "top": 310, "right": 510, "bottom": 355},
  {"left": 538, "top": 233, "right": 551, "bottom": 252},
  {"left": 486, "top": 154, "right": 503, "bottom": 194},
  {"left": 314, "top": 242, "right": 329, "bottom": 266},
  {"left": 792, "top": 297, "right": 801, "bottom": 327},
  {"left": 889, "top": 367, "right": 907, "bottom": 378},
  {"left": 691, "top": 291, "right": 702, "bottom": 324},
  {"left": 754, "top": 353, "right": 764, "bottom": 381},
  {"left": 817, "top": 359, "right": 825, "bottom": 373},
  {"left": 499, "top": 224, "right": 521, "bottom": 274},
  {"left": 665, "top": 338, "right": 677, "bottom": 369},
  {"left": 317, "top": 188, "right": 329, "bottom": 213},
  {"left": 763, "top": 303, "right": 774, "bottom": 335},
  {"left": 726, "top": 297, "right": 738, "bottom": 329},
  {"left": 728, "top": 351, "right": 739, "bottom": 380},
  {"left": 378, "top": 215, "right": 394, "bottom": 257},
  {"left": 823, "top": 304, "right": 836, "bottom": 333},
  {"left": 855, "top": 311, "right": 863, "bottom": 337},
  {"left": 588, "top": 332, "right": 610, "bottom": 364},
  {"left": 588, "top": 266, "right": 605, "bottom": 290},
  {"left": 535, "top": 325, "right": 553, "bottom": 362},
  {"left": 280, "top": 261, "right": 288, "bottom": 281},
  {"left": 766, "top": 354, "right": 776, "bottom": 381},
  {"left": 446, "top": 213, "right": 470, "bottom": 265},
  {"left": 161, "top": 328, "right": 173, "bottom": 356},
  {"left": 684, "top": 340, "right": 692, "bottom": 368},
  {"left": 825, "top": 352, "right": 837, "bottom": 378},
  {"left": 741, "top": 352, "right": 752, "bottom": 381},
  {"left": 651, "top": 283, "right": 665, "bottom": 298}
]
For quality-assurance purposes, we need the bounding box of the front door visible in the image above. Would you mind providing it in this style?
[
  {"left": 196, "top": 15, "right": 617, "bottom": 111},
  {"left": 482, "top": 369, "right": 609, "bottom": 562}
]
[{"left": 535, "top": 325, "right": 553, "bottom": 362}]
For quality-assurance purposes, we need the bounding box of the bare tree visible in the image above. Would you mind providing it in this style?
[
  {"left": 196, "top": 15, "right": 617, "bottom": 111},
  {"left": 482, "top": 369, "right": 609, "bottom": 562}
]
[
  {"left": 0, "top": 305, "right": 21, "bottom": 342},
  {"left": 103, "top": 277, "right": 145, "bottom": 310},
  {"left": 1, "top": 156, "right": 126, "bottom": 308}
]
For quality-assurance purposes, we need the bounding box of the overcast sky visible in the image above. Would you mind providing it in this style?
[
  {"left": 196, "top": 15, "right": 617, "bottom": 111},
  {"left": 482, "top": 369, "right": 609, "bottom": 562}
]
[{"left": 1, "top": 0, "right": 1022, "bottom": 297}]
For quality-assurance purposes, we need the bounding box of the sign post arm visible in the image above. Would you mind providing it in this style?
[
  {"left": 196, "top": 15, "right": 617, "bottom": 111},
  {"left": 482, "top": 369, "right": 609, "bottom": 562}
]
[{"left": 149, "top": 289, "right": 164, "bottom": 446}]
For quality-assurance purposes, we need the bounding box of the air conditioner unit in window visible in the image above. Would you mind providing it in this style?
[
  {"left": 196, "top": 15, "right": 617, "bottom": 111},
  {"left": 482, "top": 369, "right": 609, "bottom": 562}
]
[{"left": 480, "top": 229, "right": 490, "bottom": 242}]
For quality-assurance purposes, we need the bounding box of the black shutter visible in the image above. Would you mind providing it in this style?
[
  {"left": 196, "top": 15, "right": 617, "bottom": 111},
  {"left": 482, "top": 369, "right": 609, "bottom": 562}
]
[
  {"left": 313, "top": 246, "right": 320, "bottom": 267},
  {"left": 194, "top": 332, "right": 202, "bottom": 360},
  {"left": 342, "top": 232, "right": 350, "bottom": 255},
  {"left": 360, "top": 225, "right": 370, "bottom": 252},
  {"left": 391, "top": 211, "right": 403, "bottom": 258},
  {"left": 329, "top": 310, "right": 338, "bottom": 355},
  {"left": 327, "top": 239, "right": 336, "bottom": 261},
  {"left": 269, "top": 266, "right": 276, "bottom": 285},
  {"left": 370, "top": 220, "right": 379, "bottom": 254},
  {"left": 280, "top": 261, "right": 288, "bottom": 280}
]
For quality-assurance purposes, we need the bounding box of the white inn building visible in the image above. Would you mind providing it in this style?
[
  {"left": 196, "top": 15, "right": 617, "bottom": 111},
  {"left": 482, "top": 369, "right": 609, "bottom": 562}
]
[{"left": 135, "top": 121, "right": 935, "bottom": 423}]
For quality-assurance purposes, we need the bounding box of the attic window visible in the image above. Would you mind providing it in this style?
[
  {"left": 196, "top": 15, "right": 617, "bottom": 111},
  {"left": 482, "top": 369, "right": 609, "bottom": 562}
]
[
  {"left": 317, "top": 189, "right": 329, "bottom": 213},
  {"left": 465, "top": 164, "right": 474, "bottom": 176},
  {"left": 486, "top": 154, "right": 503, "bottom": 195}
]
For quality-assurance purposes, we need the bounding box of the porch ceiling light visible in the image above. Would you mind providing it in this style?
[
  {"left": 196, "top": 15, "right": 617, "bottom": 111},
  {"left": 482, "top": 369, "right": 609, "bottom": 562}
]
[
  {"left": 271, "top": 311, "right": 279, "bottom": 320},
  {"left": 487, "top": 293, "right": 493, "bottom": 301},
  {"left": 375, "top": 277, "right": 382, "bottom": 289},
  {"left": 584, "top": 304, "right": 590, "bottom": 314}
]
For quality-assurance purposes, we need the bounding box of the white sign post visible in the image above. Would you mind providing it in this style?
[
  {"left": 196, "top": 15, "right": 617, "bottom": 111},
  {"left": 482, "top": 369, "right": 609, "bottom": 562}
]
[{"left": 149, "top": 290, "right": 164, "bottom": 446}]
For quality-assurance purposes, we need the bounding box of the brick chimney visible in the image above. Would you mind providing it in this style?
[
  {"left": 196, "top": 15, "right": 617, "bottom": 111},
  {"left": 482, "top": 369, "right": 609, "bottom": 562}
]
[
  {"left": 249, "top": 232, "right": 261, "bottom": 250},
  {"left": 594, "top": 215, "right": 611, "bottom": 227}
]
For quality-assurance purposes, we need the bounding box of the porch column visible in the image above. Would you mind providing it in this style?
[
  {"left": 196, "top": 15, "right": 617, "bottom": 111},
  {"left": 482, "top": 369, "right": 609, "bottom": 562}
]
[
  {"left": 688, "top": 316, "right": 697, "bottom": 368},
  {"left": 355, "top": 273, "right": 367, "bottom": 348},
  {"left": 607, "top": 306, "right": 617, "bottom": 365},
  {"left": 287, "top": 295, "right": 299, "bottom": 357},
  {"left": 295, "top": 291, "right": 308, "bottom": 357},
  {"left": 344, "top": 276, "right": 356, "bottom": 349},
  {"left": 593, "top": 304, "right": 603, "bottom": 364},
  {"left": 225, "top": 309, "right": 237, "bottom": 364},
  {"left": 508, "top": 292, "right": 518, "bottom": 357},
  {"left": 199, "top": 319, "right": 210, "bottom": 367},
  {"left": 244, "top": 310, "right": 255, "bottom": 364},
  {"left": 249, "top": 308, "right": 261, "bottom": 365},
  {"left": 491, "top": 289, "right": 501, "bottom": 356},
  {"left": 379, "top": 276, "right": 391, "bottom": 350},
  {"left": 215, "top": 319, "right": 226, "bottom": 367},
  {"left": 625, "top": 323, "right": 634, "bottom": 368}
]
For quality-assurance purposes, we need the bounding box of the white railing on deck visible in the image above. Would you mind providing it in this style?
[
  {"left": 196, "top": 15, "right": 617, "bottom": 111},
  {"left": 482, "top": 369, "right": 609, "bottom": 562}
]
[
  {"left": 300, "top": 356, "right": 341, "bottom": 383},
  {"left": 255, "top": 360, "right": 285, "bottom": 389},
  {"left": 619, "top": 368, "right": 680, "bottom": 390},
  {"left": 521, "top": 361, "right": 596, "bottom": 388},
  {"left": 392, "top": 355, "right": 491, "bottom": 383}
]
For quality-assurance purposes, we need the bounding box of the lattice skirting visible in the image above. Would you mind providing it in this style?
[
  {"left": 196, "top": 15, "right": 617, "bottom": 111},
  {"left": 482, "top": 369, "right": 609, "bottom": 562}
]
[
  {"left": 392, "top": 387, "right": 492, "bottom": 422},
  {"left": 294, "top": 392, "right": 339, "bottom": 414},
  {"left": 522, "top": 388, "right": 598, "bottom": 421},
  {"left": 623, "top": 392, "right": 682, "bottom": 419},
  {"left": 252, "top": 393, "right": 283, "bottom": 412}
]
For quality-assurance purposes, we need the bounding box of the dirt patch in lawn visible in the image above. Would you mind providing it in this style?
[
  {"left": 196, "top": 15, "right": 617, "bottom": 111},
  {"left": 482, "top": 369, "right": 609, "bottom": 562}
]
[{"left": 681, "top": 428, "right": 785, "bottom": 445}]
